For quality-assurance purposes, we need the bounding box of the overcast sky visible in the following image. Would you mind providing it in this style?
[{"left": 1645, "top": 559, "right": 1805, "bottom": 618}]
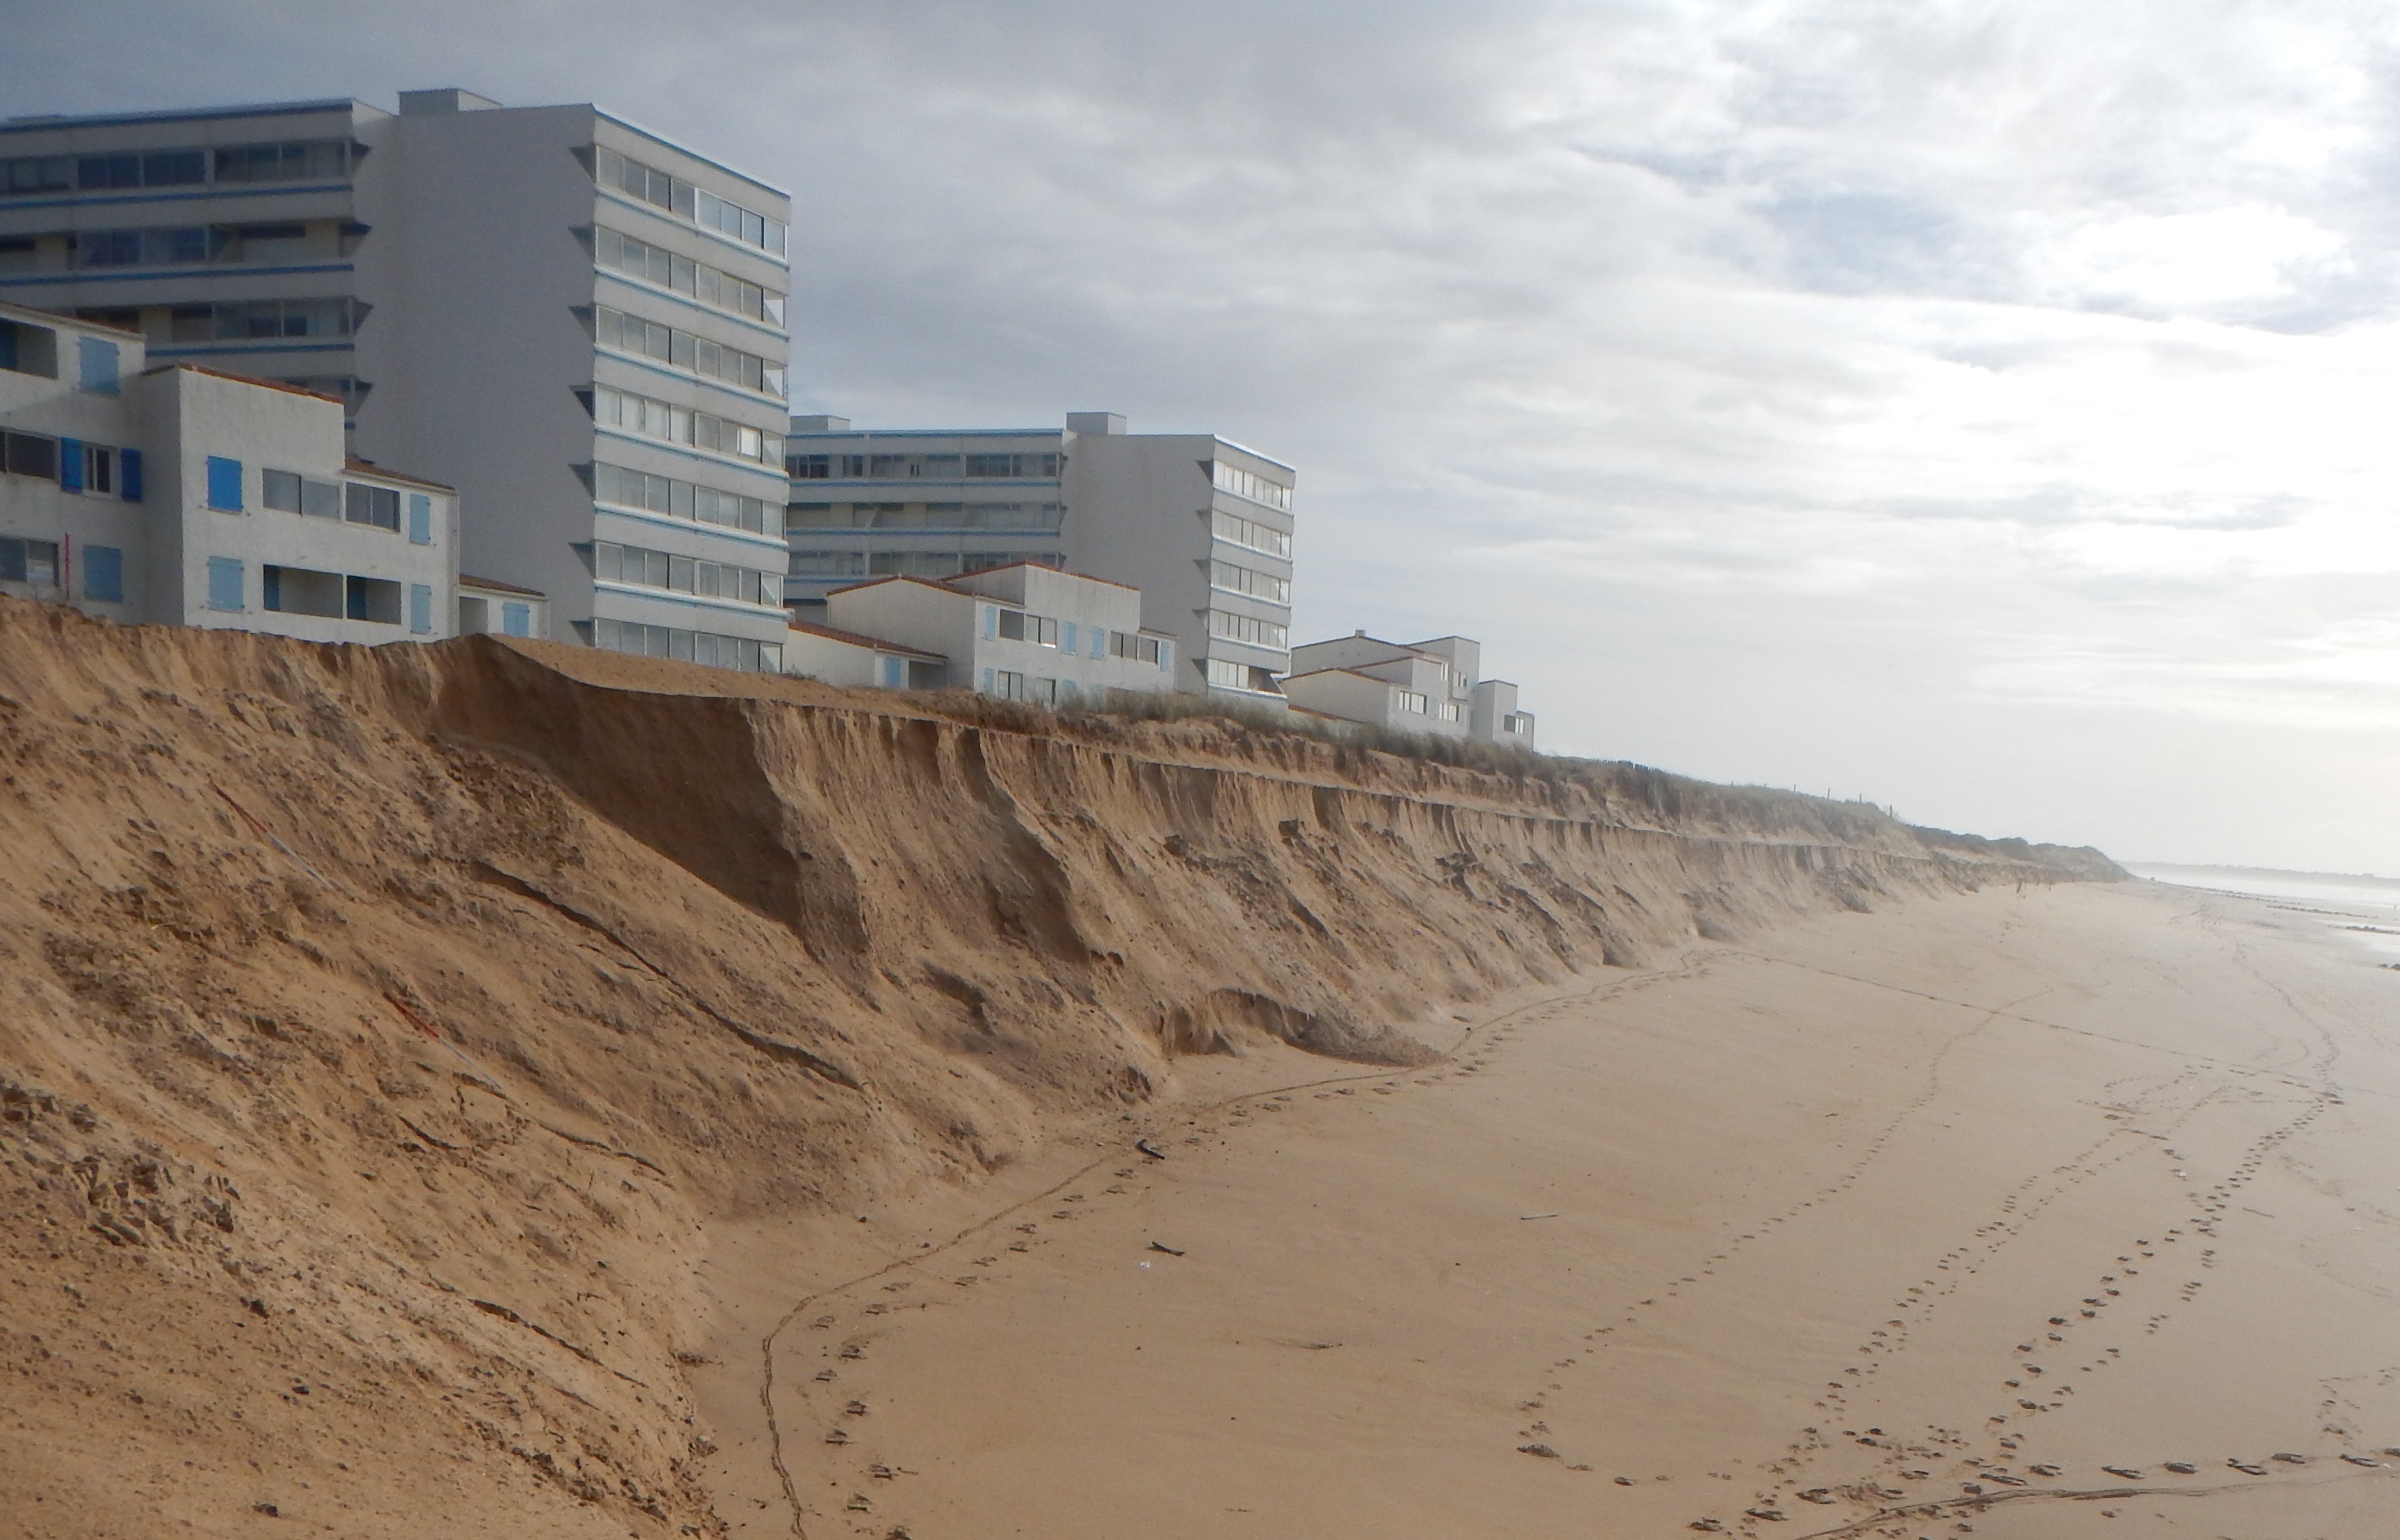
[{"left": 15, "top": 1, "right": 2400, "bottom": 872}]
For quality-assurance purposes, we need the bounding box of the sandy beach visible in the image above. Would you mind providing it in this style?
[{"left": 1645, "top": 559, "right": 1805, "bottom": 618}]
[{"left": 695, "top": 880, "right": 2400, "bottom": 1539}]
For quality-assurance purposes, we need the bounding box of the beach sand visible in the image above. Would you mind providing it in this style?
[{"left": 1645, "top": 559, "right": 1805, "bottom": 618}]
[{"left": 693, "top": 880, "right": 2400, "bottom": 1538}]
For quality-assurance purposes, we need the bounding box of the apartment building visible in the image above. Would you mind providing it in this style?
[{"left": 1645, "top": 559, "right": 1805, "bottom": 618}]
[
  {"left": 785, "top": 412, "right": 1294, "bottom": 704},
  {"left": 1, "top": 300, "right": 457, "bottom": 640},
  {"left": 0, "top": 88, "right": 792, "bottom": 670},
  {"left": 796, "top": 561, "right": 1177, "bottom": 704},
  {"left": 1283, "top": 631, "right": 1537, "bottom": 749}
]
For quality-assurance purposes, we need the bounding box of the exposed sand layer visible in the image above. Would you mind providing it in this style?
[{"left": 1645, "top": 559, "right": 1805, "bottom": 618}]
[
  {"left": 698, "top": 882, "right": 2400, "bottom": 1540},
  {"left": 0, "top": 599, "right": 2107, "bottom": 1537}
]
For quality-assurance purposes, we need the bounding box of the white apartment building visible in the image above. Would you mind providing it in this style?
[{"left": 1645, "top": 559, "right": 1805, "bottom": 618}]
[
  {"left": 785, "top": 412, "right": 1294, "bottom": 705},
  {"left": 794, "top": 562, "right": 1177, "bottom": 705},
  {"left": 1284, "top": 631, "right": 1537, "bottom": 749},
  {"left": 0, "top": 88, "right": 792, "bottom": 671},
  {"left": 1, "top": 300, "right": 457, "bottom": 640}
]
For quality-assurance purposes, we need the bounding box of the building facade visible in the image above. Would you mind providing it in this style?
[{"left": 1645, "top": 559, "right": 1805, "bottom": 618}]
[
  {"left": 784, "top": 412, "right": 1293, "bottom": 705},
  {"left": 1, "top": 300, "right": 458, "bottom": 641},
  {"left": 0, "top": 88, "right": 792, "bottom": 670},
  {"left": 808, "top": 562, "right": 1177, "bottom": 705},
  {"left": 1283, "top": 631, "right": 1537, "bottom": 748}
]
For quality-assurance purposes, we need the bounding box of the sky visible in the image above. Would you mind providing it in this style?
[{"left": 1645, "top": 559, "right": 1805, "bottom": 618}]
[{"left": 13, "top": 0, "right": 2400, "bottom": 872}]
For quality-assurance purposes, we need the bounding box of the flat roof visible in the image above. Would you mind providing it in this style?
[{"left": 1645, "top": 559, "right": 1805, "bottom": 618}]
[
  {"left": 459, "top": 573, "right": 544, "bottom": 597},
  {"left": 786, "top": 428, "right": 1063, "bottom": 441},
  {"left": 786, "top": 617, "right": 945, "bottom": 660},
  {"left": 2, "top": 99, "right": 367, "bottom": 136},
  {"left": 345, "top": 455, "right": 454, "bottom": 492}
]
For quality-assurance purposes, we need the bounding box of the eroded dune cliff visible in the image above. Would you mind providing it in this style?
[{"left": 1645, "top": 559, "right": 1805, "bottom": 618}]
[{"left": 0, "top": 600, "right": 2116, "bottom": 1537}]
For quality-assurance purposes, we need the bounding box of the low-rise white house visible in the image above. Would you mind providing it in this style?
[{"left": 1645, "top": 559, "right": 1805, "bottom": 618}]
[
  {"left": 781, "top": 617, "right": 945, "bottom": 691},
  {"left": 1, "top": 300, "right": 458, "bottom": 641},
  {"left": 457, "top": 573, "right": 550, "bottom": 640},
  {"left": 800, "top": 561, "right": 1177, "bottom": 705},
  {"left": 1283, "top": 631, "right": 1537, "bottom": 749}
]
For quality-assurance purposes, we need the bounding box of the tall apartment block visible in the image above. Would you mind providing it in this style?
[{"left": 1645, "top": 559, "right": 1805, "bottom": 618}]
[
  {"left": 786, "top": 413, "right": 1296, "bottom": 702},
  {"left": 0, "top": 89, "right": 794, "bottom": 670}
]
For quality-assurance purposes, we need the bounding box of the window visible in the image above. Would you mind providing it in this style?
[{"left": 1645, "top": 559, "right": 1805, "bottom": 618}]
[
  {"left": 593, "top": 540, "right": 782, "bottom": 605},
  {"left": 588, "top": 386, "right": 784, "bottom": 469},
  {"left": 408, "top": 493, "right": 432, "bottom": 545},
  {"left": 83, "top": 545, "right": 125, "bottom": 604},
  {"left": 344, "top": 482, "right": 400, "bottom": 530},
  {"left": 345, "top": 575, "right": 402, "bottom": 623},
  {"left": 790, "top": 454, "right": 830, "bottom": 479},
  {"left": 1441, "top": 700, "right": 1463, "bottom": 723},
  {"left": 205, "top": 556, "right": 245, "bottom": 612},
  {"left": 0, "top": 236, "right": 32, "bottom": 269},
  {"left": 591, "top": 305, "right": 784, "bottom": 397},
  {"left": 80, "top": 443, "right": 115, "bottom": 494},
  {"left": 0, "top": 538, "right": 62, "bottom": 587},
  {"left": 1206, "top": 610, "right": 1290, "bottom": 650},
  {"left": 501, "top": 601, "right": 532, "bottom": 638},
  {"left": 963, "top": 451, "right": 1061, "bottom": 478},
  {"left": 76, "top": 150, "right": 206, "bottom": 190},
  {"left": 262, "top": 565, "right": 341, "bottom": 617},
  {"left": 4, "top": 431, "right": 59, "bottom": 480},
  {"left": 1205, "top": 657, "right": 1279, "bottom": 693},
  {"left": 788, "top": 550, "right": 866, "bottom": 577},
  {"left": 1397, "top": 691, "right": 1430, "bottom": 715},
  {"left": 592, "top": 146, "right": 787, "bottom": 255},
  {"left": 0, "top": 154, "right": 73, "bottom": 197},
  {"left": 206, "top": 457, "right": 243, "bottom": 511},
  {"left": 179, "top": 297, "right": 364, "bottom": 341},
  {"left": 0, "top": 318, "right": 59, "bottom": 378},
  {"left": 70, "top": 227, "right": 216, "bottom": 269},
  {"left": 1212, "top": 508, "right": 1292, "bottom": 558},
  {"left": 213, "top": 141, "right": 357, "bottom": 184},
  {"left": 595, "top": 227, "right": 786, "bottom": 326},
  {"left": 593, "top": 616, "right": 781, "bottom": 672},
  {"left": 1212, "top": 461, "right": 1293, "bottom": 511},
  {"left": 1109, "top": 631, "right": 1167, "bottom": 666},
  {"left": 879, "top": 656, "right": 905, "bottom": 689},
  {"left": 409, "top": 583, "right": 434, "bottom": 635},
  {"left": 263, "top": 469, "right": 344, "bottom": 517},
  {"left": 995, "top": 609, "right": 1061, "bottom": 646},
  {"left": 76, "top": 336, "right": 119, "bottom": 395},
  {"left": 1208, "top": 559, "right": 1291, "bottom": 606},
  {"left": 591, "top": 461, "right": 774, "bottom": 533}
]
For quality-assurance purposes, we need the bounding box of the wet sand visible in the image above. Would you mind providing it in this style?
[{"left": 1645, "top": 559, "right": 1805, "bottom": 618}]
[{"left": 693, "top": 882, "right": 2400, "bottom": 1538}]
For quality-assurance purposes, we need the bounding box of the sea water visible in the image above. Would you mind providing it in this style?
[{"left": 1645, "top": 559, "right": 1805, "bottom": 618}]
[{"left": 2124, "top": 863, "right": 2400, "bottom": 963}]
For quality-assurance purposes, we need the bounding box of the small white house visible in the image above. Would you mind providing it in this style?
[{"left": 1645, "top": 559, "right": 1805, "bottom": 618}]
[
  {"left": 812, "top": 561, "right": 1177, "bottom": 705},
  {"left": 458, "top": 573, "right": 549, "bottom": 639},
  {"left": 782, "top": 616, "right": 946, "bottom": 690},
  {"left": 1283, "top": 631, "right": 1537, "bottom": 748},
  {"left": 1, "top": 300, "right": 459, "bottom": 642}
]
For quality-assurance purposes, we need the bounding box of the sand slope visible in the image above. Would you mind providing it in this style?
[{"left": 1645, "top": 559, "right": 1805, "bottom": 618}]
[
  {"left": 0, "top": 599, "right": 2105, "bottom": 1537},
  {"left": 699, "top": 882, "right": 2400, "bottom": 1539}
]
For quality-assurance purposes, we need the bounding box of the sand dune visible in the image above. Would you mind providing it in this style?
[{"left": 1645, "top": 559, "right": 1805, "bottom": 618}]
[{"left": 695, "top": 882, "right": 2400, "bottom": 1539}]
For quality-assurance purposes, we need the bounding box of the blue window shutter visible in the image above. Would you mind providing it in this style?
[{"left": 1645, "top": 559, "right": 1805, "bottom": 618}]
[
  {"left": 205, "top": 456, "right": 243, "bottom": 511},
  {"left": 502, "top": 602, "right": 530, "bottom": 637},
  {"left": 407, "top": 493, "right": 432, "bottom": 545},
  {"left": 409, "top": 583, "right": 433, "bottom": 635},
  {"left": 205, "top": 556, "right": 244, "bottom": 611},
  {"left": 1158, "top": 641, "right": 1172, "bottom": 672},
  {"left": 981, "top": 667, "right": 994, "bottom": 694},
  {"left": 263, "top": 566, "right": 283, "bottom": 612},
  {"left": 83, "top": 545, "right": 124, "bottom": 604},
  {"left": 981, "top": 604, "right": 996, "bottom": 640},
  {"left": 57, "top": 438, "right": 84, "bottom": 492},
  {"left": 77, "top": 337, "right": 120, "bottom": 395},
  {"left": 119, "top": 447, "right": 143, "bottom": 501},
  {"left": 1062, "top": 621, "right": 1077, "bottom": 654}
]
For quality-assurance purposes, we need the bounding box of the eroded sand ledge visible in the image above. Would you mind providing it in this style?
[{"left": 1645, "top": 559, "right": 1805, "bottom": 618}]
[
  {"left": 0, "top": 598, "right": 2157, "bottom": 1537},
  {"left": 699, "top": 883, "right": 2400, "bottom": 1540}
]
